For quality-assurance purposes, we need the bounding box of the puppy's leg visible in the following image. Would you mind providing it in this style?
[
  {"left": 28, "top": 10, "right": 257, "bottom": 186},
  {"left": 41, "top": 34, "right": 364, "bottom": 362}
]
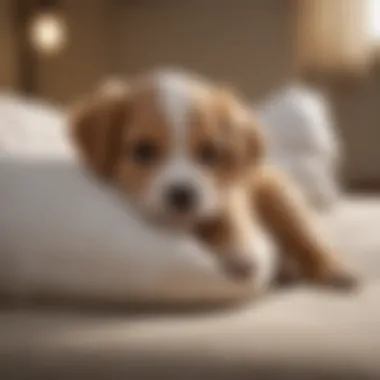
[
  {"left": 254, "top": 166, "right": 358, "bottom": 290},
  {"left": 195, "top": 216, "right": 255, "bottom": 280},
  {"left": 195, "top": 195, "right": 257, "bottom": 281}
]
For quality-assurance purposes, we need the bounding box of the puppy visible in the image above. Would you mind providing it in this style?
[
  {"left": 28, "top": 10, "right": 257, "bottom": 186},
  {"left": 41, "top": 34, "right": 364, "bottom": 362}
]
[{"left": 71, "top": 69, "right": 357, "bottom": 288}]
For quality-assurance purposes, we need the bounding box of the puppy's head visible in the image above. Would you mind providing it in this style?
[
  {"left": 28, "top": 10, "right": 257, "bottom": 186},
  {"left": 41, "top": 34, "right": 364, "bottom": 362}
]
[{"left": 71, "top": 70, "right": 264, "bottom": 225}]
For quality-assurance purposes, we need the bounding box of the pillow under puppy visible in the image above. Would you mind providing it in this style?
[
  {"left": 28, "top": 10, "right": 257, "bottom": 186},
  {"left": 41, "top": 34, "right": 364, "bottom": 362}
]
[{"left": 0, "top": 93, "right": 276, "bottom": 305}]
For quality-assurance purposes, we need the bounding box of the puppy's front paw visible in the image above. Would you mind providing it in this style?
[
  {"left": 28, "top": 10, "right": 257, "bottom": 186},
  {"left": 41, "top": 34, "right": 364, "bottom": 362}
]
[
  {"left": 311, "top": 264, "right": 359, "bottom": 291},
  {"left": 319, "top": 270, "right": 359, "bottom": 291}
]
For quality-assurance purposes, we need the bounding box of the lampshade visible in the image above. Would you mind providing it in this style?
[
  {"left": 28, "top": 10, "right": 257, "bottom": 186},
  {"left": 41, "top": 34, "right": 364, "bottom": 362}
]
[{"left": 29, "top": 8, "right": 67, "bottom": 55}]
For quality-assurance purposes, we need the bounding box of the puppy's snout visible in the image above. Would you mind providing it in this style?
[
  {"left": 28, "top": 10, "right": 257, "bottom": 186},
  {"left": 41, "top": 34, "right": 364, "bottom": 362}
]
[{"left": 165, "top": 183, "right": 197, "bottom": 213}]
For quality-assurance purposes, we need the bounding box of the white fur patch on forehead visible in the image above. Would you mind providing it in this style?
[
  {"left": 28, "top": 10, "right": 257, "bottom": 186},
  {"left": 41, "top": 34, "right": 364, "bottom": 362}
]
[
  {"left": 154, "top": 70, "right": 212, "bottom": 153},
  {"left": 156, "top": 71, "right": 193, "bottom": 131}
]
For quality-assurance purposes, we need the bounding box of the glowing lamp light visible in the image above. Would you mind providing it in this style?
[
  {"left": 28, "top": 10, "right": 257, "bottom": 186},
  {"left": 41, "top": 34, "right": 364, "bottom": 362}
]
[
  {"left": 29, "top": 11, "right": 67, "bottom": 55},
  {"left": 369, "top": 0, "right": 380, "bottom": 44}
]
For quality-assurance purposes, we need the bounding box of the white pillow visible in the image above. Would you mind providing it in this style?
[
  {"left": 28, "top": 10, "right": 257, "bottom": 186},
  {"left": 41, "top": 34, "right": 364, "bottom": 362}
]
[
  {"left": 258, "top": 84, "right": 341, "bottom": 210},
  {"left": 0, "top": 95, "right": 276, "bottom": 306}
]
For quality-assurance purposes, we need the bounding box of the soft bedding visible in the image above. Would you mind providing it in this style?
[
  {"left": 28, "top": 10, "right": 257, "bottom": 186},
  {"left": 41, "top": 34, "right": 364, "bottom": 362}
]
[{"left": 0, "top": 94, "right": 276, "bottom": 305}]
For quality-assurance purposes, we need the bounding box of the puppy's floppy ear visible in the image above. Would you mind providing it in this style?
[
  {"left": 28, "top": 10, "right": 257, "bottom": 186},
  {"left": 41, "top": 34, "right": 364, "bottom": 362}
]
[
  {"left": 70, "top": 79, "right": 130, "bottom": 178},
  {"left": 217, "top": 86, "right": 265, "bottom": 168}
]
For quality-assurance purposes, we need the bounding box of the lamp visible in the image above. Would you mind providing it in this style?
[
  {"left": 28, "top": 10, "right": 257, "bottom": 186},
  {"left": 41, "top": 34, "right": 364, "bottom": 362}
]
[
  {"left": 13, "top": 0, "right": 67, "bottom": 94},
  {"left": 28, "top": 0, "right": 67, "bottom": 56},
  {"left": 369, "top": 0, "right": 380, "bottom": 45}
]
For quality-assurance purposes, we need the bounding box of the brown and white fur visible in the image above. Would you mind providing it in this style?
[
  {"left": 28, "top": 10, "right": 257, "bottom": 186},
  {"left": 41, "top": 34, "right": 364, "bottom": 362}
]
[{"left": 71, "top": 69, "right": 357, "bottom": 288}]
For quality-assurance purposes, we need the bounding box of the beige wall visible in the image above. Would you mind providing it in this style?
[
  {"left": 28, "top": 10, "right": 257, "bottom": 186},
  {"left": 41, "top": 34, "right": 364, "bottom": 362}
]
[{"left": 111, "top": 0, "right": 295, "bottom": 101}]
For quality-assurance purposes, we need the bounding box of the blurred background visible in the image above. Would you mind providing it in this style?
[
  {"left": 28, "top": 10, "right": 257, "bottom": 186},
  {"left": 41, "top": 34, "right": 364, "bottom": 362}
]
[
  {"left": 0, "top": 0, "right": 379, "bottom": 190},
  {"left": 2, "top": 4, "right": 380, "bottom": 379}
]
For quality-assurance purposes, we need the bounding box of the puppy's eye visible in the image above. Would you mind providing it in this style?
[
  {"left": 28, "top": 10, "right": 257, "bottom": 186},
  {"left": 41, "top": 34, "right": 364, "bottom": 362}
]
[
  {"left": 197, "top": 143, "right": 220, "bottom": 166},
  {"left": 131, "top": 141, "right": 158, "bottom": 164}
]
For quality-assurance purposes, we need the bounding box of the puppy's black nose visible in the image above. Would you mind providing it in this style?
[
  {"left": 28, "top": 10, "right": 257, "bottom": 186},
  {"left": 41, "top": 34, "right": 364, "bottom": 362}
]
[{"left": 166, "top": 184, "right": 196, "bottom": 212}]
